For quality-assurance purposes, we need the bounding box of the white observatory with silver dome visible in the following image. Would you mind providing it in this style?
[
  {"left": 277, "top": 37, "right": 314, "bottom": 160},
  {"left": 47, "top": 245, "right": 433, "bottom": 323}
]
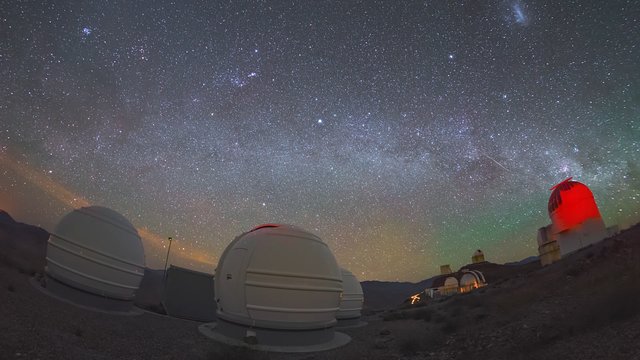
[
  {"left": 44, "top": 206, "right": 145, "bottom": 312},
  {"left": 200, "top": 224, "right": 350, "bottom": 352},
  {"left": 459, "top": 269, "right": 487, "bottom": 293},
  {"left": 336, "top": 268, "right": 365, "bottom": 327}
]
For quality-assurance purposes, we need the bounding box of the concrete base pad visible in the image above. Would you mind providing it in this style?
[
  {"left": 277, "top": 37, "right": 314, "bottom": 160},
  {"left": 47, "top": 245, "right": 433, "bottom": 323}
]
[
  {"left": 199, "top": 322, "right": 351, "bottom": 353},
  {"left": 30, "top": 276, "right": 143, "bottom": 316}
]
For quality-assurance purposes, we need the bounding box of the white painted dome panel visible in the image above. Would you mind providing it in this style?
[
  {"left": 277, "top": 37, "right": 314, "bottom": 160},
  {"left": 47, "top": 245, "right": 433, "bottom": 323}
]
[
  {"left": 460, "top": 273, "right": 478, "bottom": 288},
  {"left": 444, "top": 276, "right": 459, "bottom": 287},
  {"left": 215, "top": 224, "right": 342, "bottom": 331},
  {"left": 337, "top": 268, "right": 364, "bottom": 320},
  {"left": 46, "top": 206, "right": 145, "bottom": 300}
]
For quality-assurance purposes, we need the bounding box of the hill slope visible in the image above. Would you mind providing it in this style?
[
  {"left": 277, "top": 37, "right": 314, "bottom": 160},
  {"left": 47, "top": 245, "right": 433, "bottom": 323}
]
[
  {"left": 0, "top": 210, "right": 49, "bottom": 274},
  {"left": 379, "top": 223, "right": 640, "bottom": 359}
]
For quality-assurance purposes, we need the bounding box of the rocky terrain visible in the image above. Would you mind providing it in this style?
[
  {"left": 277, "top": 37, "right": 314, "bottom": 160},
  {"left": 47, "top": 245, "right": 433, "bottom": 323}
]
[{"left": 1, "top": 210, "right": 639, "bottom": 359}]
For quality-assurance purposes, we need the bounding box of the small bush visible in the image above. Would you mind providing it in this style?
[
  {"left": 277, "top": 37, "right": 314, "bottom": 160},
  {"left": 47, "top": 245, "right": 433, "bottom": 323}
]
[
  {"left": 441, "top": 320, "right": 458, "bottom": 334},
  {"left": 469, "top": 297, "right": 485, "bottom": 308},
  {"left": 7, "top": 284, "right": 15, "bottom": 292},
  {"left": 74, "top": 329, "right": 83, "bottom": 337},
  {"left": 383, "top": 308, "right": 434, "bottom": 322},
  {"left": 606, "top": 285, "right": 640, "bottom": 322},
  {"left": 449, "top": 306, "right": 462, "bottom": 317},
  {"left": 411, "top": 308, "right": 433, "bottom": 321},
  {"left": 565, "top": 265, "right": 582, "bottom": 277},
  {"left": 382, "top": 311, "right": 403, "bottom": 321},
  {"left": 399, "top": 337, "right": 421, "bottom": 356},
  {"left": 570, "top": 275, "right": 640, "bottom": 333}
]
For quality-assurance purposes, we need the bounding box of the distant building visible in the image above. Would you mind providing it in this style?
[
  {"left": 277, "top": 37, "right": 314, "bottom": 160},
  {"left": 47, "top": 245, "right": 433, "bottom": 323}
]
[
  {"left": 440, "top": 264, "right": 452, "bottom": 275},
  {"left": 459, "top": 270, "right": 486, "bottom": 293},
  {"left": 537, "top": 177, "right": 618, "bottom": 266},
  {"left": 423, "top": 268, "right": 487, "bottom": 299},
  {"left": 163, "top": 265, "right": 216, "bottom": 322},
  {"left": 472, "top": 249, "right": 485, "bottom": 264},
  {"left": 441, "top": 276, "right": 460, "bottom": 296}
]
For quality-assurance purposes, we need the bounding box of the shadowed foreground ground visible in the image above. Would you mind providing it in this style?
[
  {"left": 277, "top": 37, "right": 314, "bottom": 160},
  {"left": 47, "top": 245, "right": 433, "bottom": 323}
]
[{"left": 1, "top": 213, "right": 639, "bottom": 359}]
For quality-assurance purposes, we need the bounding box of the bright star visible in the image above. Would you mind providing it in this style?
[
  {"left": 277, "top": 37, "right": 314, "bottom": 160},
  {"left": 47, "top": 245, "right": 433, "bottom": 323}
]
[
  {"left": 82, "top": 27, "right": 92, "bottom": 36},
  {"left": 317, "top": 119, "right": 323, "bottom": 124}
]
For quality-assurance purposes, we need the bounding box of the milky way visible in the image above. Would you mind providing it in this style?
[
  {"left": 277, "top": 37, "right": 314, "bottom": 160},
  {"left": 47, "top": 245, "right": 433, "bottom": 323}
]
[{"left": 1, "top": 1, "right": 639, "bottom": 281}]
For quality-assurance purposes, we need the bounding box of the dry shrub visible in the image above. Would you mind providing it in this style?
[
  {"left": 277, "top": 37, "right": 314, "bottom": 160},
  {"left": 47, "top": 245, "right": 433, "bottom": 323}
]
[
  {"left": 396, "top": 327, "right": 445, "bottom": 355},
  {"left": 399, "top": 337, "right": 421, "bottom": 356},
  {"left": 491, "top": 286, "right": 542, "bottom": 313},
  {"left": 383, "top": 307, "right": 434, "bottom": 322},
  {"left": 569, "top": 262, "right": 640, "bottom": 333},
  {"left": 441, "top": 319, "right": 459, "bottom": 334}
]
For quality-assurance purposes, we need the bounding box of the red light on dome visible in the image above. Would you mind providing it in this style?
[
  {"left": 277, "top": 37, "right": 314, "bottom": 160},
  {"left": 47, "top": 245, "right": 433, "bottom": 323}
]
[
  {"left": 250, "top": 224, "right": 280, "bottom": 232},
  {"left": 548, "top": 178, "right": 602, "bottom": 232}
]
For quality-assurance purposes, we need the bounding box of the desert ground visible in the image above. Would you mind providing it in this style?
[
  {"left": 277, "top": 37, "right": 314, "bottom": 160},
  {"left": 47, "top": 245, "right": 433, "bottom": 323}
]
[{"left": 1, "top": 211, "right": 639, "bottom": 359}]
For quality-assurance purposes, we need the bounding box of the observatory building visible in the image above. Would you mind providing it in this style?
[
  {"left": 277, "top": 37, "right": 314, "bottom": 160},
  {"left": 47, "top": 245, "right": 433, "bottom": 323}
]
[
  {"left": 200, "top": 224, "right": 350, "bottom": 352},
  {"left": 336, "top": 268, "right": 365, "bottom": 327},
  {"left": 459, "top": 270, "right": 486, "bottom": 293},
  {"left": 440, "top": 264, "right": 453, "bottom": 275},
  {"left": 163, "top": 265, "right": 216, "bottom": 322},
  {"left": 424, "top": 268, "right": 487, "bottom": 299},
  {"left": 44, "top": 206, "right": 145, "bottom": 312},
  {"left": 537, "top": 178, "right": 618, "bottom": 266},
  {"left": 472, "top": 249, "right": 485, "bottom": 264}
]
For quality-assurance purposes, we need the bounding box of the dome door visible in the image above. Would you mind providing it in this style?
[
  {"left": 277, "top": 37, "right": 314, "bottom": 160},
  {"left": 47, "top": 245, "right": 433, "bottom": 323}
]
[{"left": 219, "top": 248, "right": 248, "bottom": 316}]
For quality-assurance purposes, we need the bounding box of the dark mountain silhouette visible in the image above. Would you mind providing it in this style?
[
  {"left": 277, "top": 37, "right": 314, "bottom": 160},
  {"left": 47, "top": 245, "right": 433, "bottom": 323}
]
[
  {"left": 0, "top": 209, "right": 49, "bottom": 274},
  {"left": 505, "top": 255, "right": 539, "bottom": 266},
  {"left": 0, "top": 210, "right": 16, "bottom": 224}
]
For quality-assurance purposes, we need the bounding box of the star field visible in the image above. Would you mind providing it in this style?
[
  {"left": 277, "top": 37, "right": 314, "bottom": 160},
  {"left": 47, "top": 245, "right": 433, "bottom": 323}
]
[{"left": 1, "top": 1, "right": 639, "bottom": 281}]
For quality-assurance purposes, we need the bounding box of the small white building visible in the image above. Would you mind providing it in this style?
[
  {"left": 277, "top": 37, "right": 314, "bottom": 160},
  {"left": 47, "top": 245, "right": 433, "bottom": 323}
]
[{"left": 472, "top": 250, "right": 485, "bottom": 264}]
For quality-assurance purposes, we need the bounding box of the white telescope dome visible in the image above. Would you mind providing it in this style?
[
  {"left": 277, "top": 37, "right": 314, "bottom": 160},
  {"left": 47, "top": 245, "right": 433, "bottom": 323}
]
[
  {"left": 213, "top": 224, "right": 345, "bottom": 347},
  {"left": 336, "top": 268, "right": 364, "bottom": 325},
  {"left": 46, "top": 206, "right": 145, "bottom": 301}
]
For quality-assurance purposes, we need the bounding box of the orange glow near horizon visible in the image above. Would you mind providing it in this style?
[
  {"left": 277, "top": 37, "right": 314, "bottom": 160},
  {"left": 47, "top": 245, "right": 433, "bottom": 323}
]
[
  {"left": 0, "top": 153, "right": 91, "bottom": 208},
  {"left": 1, "top": 152, "right": 217, "bottom": 270}
]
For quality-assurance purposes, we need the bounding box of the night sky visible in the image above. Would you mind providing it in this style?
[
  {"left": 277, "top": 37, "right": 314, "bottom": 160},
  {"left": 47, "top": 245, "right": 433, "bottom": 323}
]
[{"left": 1, "top": 1, "right": 639, "bottom": 281}]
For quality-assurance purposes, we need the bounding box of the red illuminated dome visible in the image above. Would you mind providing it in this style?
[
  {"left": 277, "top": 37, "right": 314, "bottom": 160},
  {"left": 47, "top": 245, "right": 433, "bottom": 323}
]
[{"left": 548, "top": 177, "right": 602, "bottom": 233}]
